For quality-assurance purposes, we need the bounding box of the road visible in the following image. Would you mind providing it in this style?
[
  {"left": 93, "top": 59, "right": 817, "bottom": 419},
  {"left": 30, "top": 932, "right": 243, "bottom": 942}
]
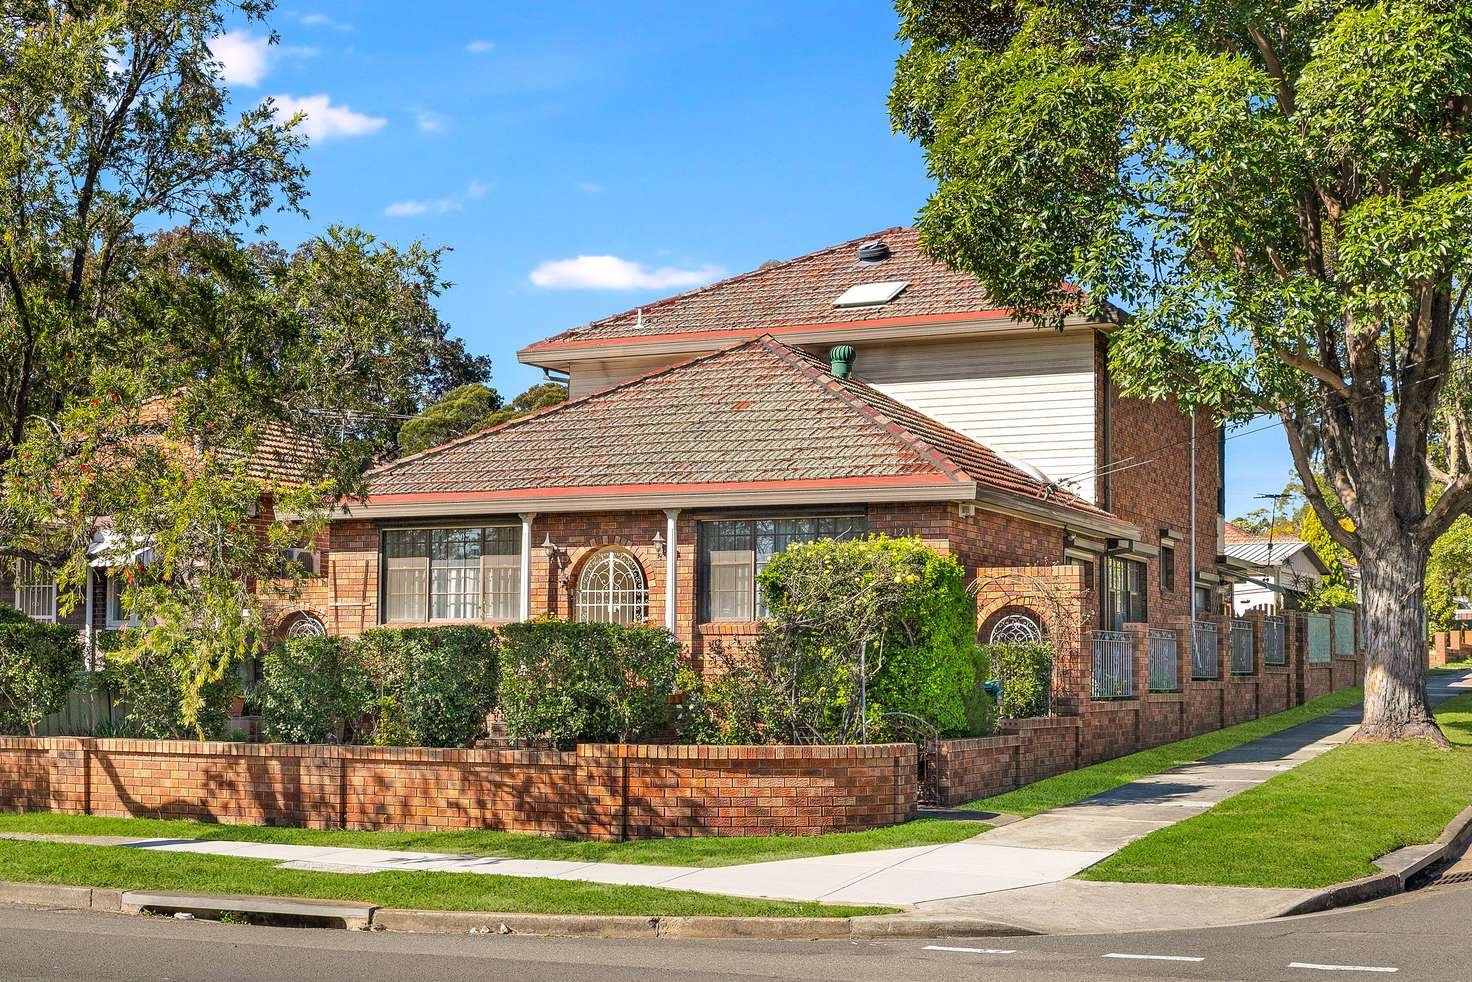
[{"left": 2, "top": 881, "right": 1470, "bottom": 981}]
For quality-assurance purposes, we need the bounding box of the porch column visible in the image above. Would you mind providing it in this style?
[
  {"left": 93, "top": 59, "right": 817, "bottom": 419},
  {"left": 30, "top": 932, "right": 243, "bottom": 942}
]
[
  {"left": 518, "top": 512, "right": 536, "bottom": 621},
  {"left": 663, "top": 508, "right": 680, "bottom": 633}
]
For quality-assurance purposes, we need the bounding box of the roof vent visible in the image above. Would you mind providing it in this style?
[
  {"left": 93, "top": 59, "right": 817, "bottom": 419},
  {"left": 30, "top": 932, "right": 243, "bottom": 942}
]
[
  {"left": 828, "top": 345, "right": 855, "bottom": 379},
  {"left": 856, "top": 239, "right": 890, "bottom": 263}
]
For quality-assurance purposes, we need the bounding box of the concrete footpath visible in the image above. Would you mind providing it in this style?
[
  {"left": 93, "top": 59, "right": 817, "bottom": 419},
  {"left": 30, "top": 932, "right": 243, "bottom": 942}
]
[{"left": 8, "top": 671, "right": 1469, "bottom": 926}]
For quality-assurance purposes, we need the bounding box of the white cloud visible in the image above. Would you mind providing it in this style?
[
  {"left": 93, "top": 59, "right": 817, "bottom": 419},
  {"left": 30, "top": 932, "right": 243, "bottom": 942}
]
[
  {"left": 415, "top": 110, "right": 448, "bottom": 134},
  {"left": 270, "top": 93, "right": 386, "bottom": 141},
  {"left": 384, "top": 179, "right": 490, "bottom": 217},
  {"left": 465, "top": 39, "right": 495, "bottom": 53},
  {"left": 529, "top": 256, "right": 726, "bottom": 291},
  {"left": 575, "top": 181, "right": 604, "bottom": 194},
  {"left": 210, "top": 31, "right": 272, "bottom": 86},
  {"left": 297, "top": 12, "right": 352, "bottom": 30}
]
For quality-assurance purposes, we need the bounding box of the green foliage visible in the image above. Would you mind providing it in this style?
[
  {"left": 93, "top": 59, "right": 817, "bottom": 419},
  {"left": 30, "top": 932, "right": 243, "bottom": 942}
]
[
  {"left": 1296, "top": 509, "right": 1359, "bottom": 612},
  {"left": 101, "top": 632, "right": 240, "bottom": 741},
  {"left": 397, "top": 381, "right": 568, "bottom": 456},
  {"left": 684, "top": 536, "right": 988, "bottom": 744},
  {"left": 397, "top": 384, "right": 503, "bottom": 455},
  {"left": 497, "top": 620, "right": 679, "bottom": 747},
  {"left": 985, "top": 642, "right": 1053, "bottom": 719},
  {"left": 355, "top": 627, "right": 499, "bottom": 748},
  {"left": 256, "top": 636, "right": 372, "bottom": 744},
  {"left": 0, "top": 606, "right": 84, "bottom": 735},
  {"left": 1426, "top": 516, "right": 1472, "bottom": 632}
]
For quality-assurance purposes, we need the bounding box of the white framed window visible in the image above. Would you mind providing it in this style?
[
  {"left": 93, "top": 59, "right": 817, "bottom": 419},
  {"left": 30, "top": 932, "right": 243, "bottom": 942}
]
[
  {"left": 105, "top": 574, "right": 141, "bottom": 628},
  {"left": 697, "top": 515, "right": 866, "bottom": 622},
  {"left": 575, "top": 549, "right": 648, "bottom": 626},
  {"left": 12, "top": 561, "right": 57, "bottom": 622},
  {"left": 380, "top": 525, "right": 521, "bottom": 624}
]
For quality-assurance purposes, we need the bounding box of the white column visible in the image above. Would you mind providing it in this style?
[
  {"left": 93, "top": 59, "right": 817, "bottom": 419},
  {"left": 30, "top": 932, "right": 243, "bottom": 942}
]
[
  {"left": 519, "top": 512, "right": 536, "bottom": 621},
  {"left": 663, "top": 508, "right": 680, "bottom": 633}
]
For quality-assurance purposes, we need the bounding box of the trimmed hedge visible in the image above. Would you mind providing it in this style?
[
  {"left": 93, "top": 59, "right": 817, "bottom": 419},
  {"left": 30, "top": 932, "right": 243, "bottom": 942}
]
[
  {"left": 355, "top": 626, "right": 499, "bottom": 748},
  {"left": 257, "top": 635, "right": 371, "bottom": 744},
  {"left": 0, "top": 604, "right": 84, "bottom": 735},
  {"left": 498, "top": 619, "right": 680, "bottom": 747}
]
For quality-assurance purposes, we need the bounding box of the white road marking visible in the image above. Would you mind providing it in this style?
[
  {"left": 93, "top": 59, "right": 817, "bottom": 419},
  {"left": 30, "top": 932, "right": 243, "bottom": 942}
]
[
  {"left": 1103, "top": 953, "right": 1205, "bottom": 962},
  {"left": 1289, "top": 964, "right": 1398, "bottom": 974},
  {"left": 923, "top": 945, "right": 1017, "bottom": 955}
]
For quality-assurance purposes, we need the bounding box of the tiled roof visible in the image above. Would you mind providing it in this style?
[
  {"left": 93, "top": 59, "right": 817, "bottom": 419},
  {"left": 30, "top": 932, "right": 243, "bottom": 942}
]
[
  {"left": 521, "top": 227, "right": 1055, "bottom": 354},
  {"left": 136, "top": 394, "right": 325, "bottom": 486},
  {"left": 366, "top": 335, "right": 1116, "bottom": 523}
]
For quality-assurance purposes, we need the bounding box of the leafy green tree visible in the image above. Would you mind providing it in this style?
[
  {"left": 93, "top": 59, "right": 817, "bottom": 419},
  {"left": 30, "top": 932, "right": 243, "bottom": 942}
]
[
  {"left": 1426, "top": 516, "right": 1472, "bottom": 633},
  {"left": 0, "top": 1, "right": 487, "bottom": 736},
  {"left": 398, "top": 380, "right": 567, "bottom": 456},
  {"left": 891, "top": 0, "right": 1472, "bottom": 742}
]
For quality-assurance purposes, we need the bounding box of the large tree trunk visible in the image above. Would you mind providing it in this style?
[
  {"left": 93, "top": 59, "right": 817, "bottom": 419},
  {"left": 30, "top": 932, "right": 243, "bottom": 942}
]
[{"left": 1354, "top": 532, "right": 1447, "bottom": 746}]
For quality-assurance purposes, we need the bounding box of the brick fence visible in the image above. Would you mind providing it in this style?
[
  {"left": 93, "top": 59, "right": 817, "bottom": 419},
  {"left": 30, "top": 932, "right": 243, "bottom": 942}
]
[
  {"left": 1431, "top": 630, "right": 1472, "bottom": 668},
  {"left": 0, "top": 738, "right": 916, "bottom": 840},
  {"left": 926, "top": 608, "right": 1362, "bottom": 806}
]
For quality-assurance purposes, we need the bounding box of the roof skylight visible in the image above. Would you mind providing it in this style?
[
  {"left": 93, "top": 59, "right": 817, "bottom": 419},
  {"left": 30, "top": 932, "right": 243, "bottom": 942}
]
[{"left": 833, "top": 280, "right": 909, "bottom": 308}]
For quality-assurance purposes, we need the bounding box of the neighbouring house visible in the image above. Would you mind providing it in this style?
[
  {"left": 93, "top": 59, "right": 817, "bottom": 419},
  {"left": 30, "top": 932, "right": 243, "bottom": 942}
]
[
  {"left": 1222, "top": 521, "right": 1360, "bottom": 614},
  {"left": 286, "top": 228, "right": 1234, "bottom": 697}
]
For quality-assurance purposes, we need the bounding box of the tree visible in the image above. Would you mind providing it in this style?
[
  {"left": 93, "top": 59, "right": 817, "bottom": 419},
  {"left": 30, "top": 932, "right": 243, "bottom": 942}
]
[
  {"left": 397, "top": 380, "right": 566, "bottom": 456},
  {"left": 891, "top": 0, "right": 1472, "bottom": 743},
  {"left": 1426, "top": 516, "right": 1472, "bottom": 633},
  {"left": 0, "top": 1, "right": 488, "bottom": 736}
]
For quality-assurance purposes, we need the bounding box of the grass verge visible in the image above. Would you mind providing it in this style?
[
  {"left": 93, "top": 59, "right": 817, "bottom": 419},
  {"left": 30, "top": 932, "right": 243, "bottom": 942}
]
[
  {"left": 963, "top": 687, "right": 1363, "bottom": 818},
  {"left": 0, "top": 838, "right": 891, "bottom": 917},
  {"left": 0, "top": 814, "right": 982, "bottom": 869},
  {"left": 1080, "top": 691, "right": 1472, "bottom": 889}
]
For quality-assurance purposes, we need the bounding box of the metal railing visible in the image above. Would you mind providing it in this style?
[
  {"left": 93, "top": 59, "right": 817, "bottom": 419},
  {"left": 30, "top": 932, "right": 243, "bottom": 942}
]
[
  {"left": 1091, "top": 630, "right": 1134, "bottom": 699},
  {"left": 1148, "top": 628, "right": 1180, "bottom": 692},
  {"left": 1263, "top": 616, "right": 1286, "bottom": 666},
  {"left": 1230, "top": 619, "right": 1255, "bottom": 675},
  {"left": 1192, "top": 620, "right": 1220, "bottom": 679}
]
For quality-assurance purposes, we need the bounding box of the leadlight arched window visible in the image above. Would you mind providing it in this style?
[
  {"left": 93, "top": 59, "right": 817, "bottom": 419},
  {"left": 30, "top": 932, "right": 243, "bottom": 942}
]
[
  {"left": 989, "top": 611, "right": 1044, "bottom": 645},
  {"left": 575, "top": 550, "right": 648, "bottom": 625},
  {"left": 285, "top": 613, "right": 327, "bottom": 638}
]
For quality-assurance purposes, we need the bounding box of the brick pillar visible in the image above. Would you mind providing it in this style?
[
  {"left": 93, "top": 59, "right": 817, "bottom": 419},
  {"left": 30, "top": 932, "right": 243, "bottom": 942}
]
[
  {"left": 1432, "top": 631, "right": 1448, "bottom": 669},
  {"left": 1125, "top": 622, "right": 1150, "bottom": 698}
]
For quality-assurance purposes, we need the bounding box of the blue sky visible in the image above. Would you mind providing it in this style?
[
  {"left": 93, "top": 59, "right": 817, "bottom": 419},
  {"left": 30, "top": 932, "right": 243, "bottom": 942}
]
[{"left": 217, "top": 0, "right": 1294, "bottom": 519}]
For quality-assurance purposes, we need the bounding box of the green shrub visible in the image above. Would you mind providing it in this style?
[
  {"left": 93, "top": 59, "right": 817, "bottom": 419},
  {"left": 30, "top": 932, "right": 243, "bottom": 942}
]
[
  {"left": 497, "top": 619, "right": 679, "bottom": 747},
  {"left": 356, "top": 625, "right": 498, "bottom": 748},
  {"left": 0, "top": 604, "right": 84, "bottom": 735},
  {"left": 675, "top": 650, "right": 783, "bottom": 746},
  {"left": 986, "top": 641, "right": 1053, "bottom": 718},
  {"left": 257, "top": 635, "right": 372, "bottom": 744},
  {"left": 722, "top": 535, "right": 990, "bottom": 744},
  {"left": 100, "top": 631, "right": 240, "bottom": 740}
]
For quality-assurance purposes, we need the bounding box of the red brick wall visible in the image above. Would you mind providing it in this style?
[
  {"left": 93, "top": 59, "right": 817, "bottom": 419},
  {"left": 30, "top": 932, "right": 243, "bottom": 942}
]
[{"left": 0, "top": 737, "right": 916, "bottom": 840}]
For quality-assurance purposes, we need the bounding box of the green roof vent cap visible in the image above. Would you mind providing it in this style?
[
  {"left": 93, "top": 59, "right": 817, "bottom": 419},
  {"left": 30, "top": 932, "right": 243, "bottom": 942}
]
[{"left": 829, "top": 345, "right": 855, "bottom": 379}]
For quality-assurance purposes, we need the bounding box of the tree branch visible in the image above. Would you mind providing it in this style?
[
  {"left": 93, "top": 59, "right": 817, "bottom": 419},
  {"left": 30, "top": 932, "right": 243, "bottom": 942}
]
[
  {"left": 1424, "top": 474, "right": 1472, "bottom": 543},
  {"left": 1282, "top": 411, "right": 1362, "bottom": 557}
]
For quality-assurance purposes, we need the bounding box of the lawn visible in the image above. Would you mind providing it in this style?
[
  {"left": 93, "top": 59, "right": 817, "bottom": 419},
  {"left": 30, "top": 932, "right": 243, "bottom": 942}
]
[
  {"left": 963, "top": 687, "right": 1364, "bottom": 818},
  {"left": 0, "top": 814, "right": 982, "bottom": 868},
  {"left": 0, "top": 838, "right": 892, "bottom": 917},
  {"left": 1080, "top": 691, "right": 1472, "bottom": 889}
]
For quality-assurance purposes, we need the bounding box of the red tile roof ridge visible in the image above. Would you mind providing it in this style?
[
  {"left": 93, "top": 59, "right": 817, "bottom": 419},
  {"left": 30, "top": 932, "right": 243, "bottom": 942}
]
[
  {"left": 754, "top": 337, "right": 974, "bottom": 486},
  {"left": 529, "top": 226, "right": 914, "bottom": 349}
]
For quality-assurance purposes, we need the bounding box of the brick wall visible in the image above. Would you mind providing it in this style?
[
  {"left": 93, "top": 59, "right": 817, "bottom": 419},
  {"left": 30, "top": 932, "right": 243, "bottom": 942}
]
[
  {"left": 0, "top": 737, "right": 916, "bottom": 840},
  {"left": 925, "top": 608, "right": 1362, "bottom": 806}
]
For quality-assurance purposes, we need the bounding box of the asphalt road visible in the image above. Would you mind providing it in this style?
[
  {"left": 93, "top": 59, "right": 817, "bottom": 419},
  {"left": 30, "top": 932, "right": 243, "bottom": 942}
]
[{"left": 2, "top": 882, "right": 1470, "bottom": 981}]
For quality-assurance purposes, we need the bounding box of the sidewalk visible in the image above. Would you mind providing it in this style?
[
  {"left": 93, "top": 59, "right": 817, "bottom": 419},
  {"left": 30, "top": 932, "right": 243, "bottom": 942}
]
[{"left": 15, "top": 671, "right": 1470, "bottom": 915}]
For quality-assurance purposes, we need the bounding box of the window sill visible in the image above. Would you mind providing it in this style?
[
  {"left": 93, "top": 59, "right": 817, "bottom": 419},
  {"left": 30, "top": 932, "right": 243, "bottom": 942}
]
[{"left": 696, "top": 621, "right": 765, "bottom": 635}]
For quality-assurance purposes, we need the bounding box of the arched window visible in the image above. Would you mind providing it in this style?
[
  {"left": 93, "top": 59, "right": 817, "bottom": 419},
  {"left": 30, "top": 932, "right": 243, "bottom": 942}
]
[
  {"left": 576, "top": 550, "right": 648, "bottom": 625},
  {"left": 988, "top": 611, "right": 1044, "bottom": 645},
  {"left": 285, "top": 613, "right": 327, "bottom": 638}
]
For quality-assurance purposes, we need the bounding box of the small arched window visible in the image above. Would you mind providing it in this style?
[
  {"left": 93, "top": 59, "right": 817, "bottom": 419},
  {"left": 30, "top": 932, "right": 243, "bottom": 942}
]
[
  {"left": 576, "top": 550, "right": 648, "bottom": 625},
  {"left": 988, "top": 611, "right": 1044, "bottom": 645}
]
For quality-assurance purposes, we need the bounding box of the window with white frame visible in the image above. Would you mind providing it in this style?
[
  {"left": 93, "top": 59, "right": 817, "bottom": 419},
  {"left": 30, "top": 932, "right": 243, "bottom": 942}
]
[
  {"left": 105, "top": 574, "right": 141, "bottom": 628},
  {"left": 12, "top": 561, "right": 57, "bottom": 622},
  {"left": 575, "top": 549, "right": 648, "bottom": 626},
  {"left": 697, "top": 514, "right": 866, "bottom": 622},
  {"left": 380, "top": 526, "right": 520, "bottom": 623}
]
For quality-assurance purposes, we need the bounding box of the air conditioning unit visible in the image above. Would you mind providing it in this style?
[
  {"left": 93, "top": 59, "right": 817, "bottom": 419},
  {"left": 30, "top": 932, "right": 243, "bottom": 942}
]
[
  {"left": 278, "top": 548, "right": 320, "bottom": 577},
  {"left": 957, "top": 502, "right": 977, "bottom": 518}
]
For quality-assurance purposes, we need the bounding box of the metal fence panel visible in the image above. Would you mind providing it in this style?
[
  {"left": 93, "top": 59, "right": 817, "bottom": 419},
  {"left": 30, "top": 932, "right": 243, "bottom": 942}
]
[
  {"left": 1192, "top": 621, "right": 1220, "bottom": 679},
  {"left": 1230, "top": 620, "right": 1255, "bottom": 675},
  {"left": 1091, "top": 630, "right": 1134, "bottom": 699},
  {"left": 1306, "top": 613, "right": 1331, "bottom": 663},
  {"left": 1263, "top": 616, "right": 1286, "bottom": 666},
  {"left": 1148, "top": 628, "right": 1180, "bottom": 692},
  {"left": 1334, "top": 607, "right": 1356, "bottom": 657}
]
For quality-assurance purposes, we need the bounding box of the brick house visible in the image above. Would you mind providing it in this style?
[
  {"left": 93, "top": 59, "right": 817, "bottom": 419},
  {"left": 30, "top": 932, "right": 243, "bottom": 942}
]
[{"left": 289, "top": 228, "right": 1229, "bottom": 685}]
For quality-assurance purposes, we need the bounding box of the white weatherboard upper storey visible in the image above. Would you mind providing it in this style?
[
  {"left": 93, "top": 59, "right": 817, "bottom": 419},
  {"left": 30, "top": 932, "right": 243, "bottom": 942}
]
[{"left": 857, "top": 332, "right": 1097, "bottom": 503}]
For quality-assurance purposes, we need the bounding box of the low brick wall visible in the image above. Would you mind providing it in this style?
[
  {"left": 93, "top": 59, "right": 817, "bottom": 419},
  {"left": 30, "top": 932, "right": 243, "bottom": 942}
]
[{"left": 0, "top": 737, "right": 915, "bottom": 840}]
